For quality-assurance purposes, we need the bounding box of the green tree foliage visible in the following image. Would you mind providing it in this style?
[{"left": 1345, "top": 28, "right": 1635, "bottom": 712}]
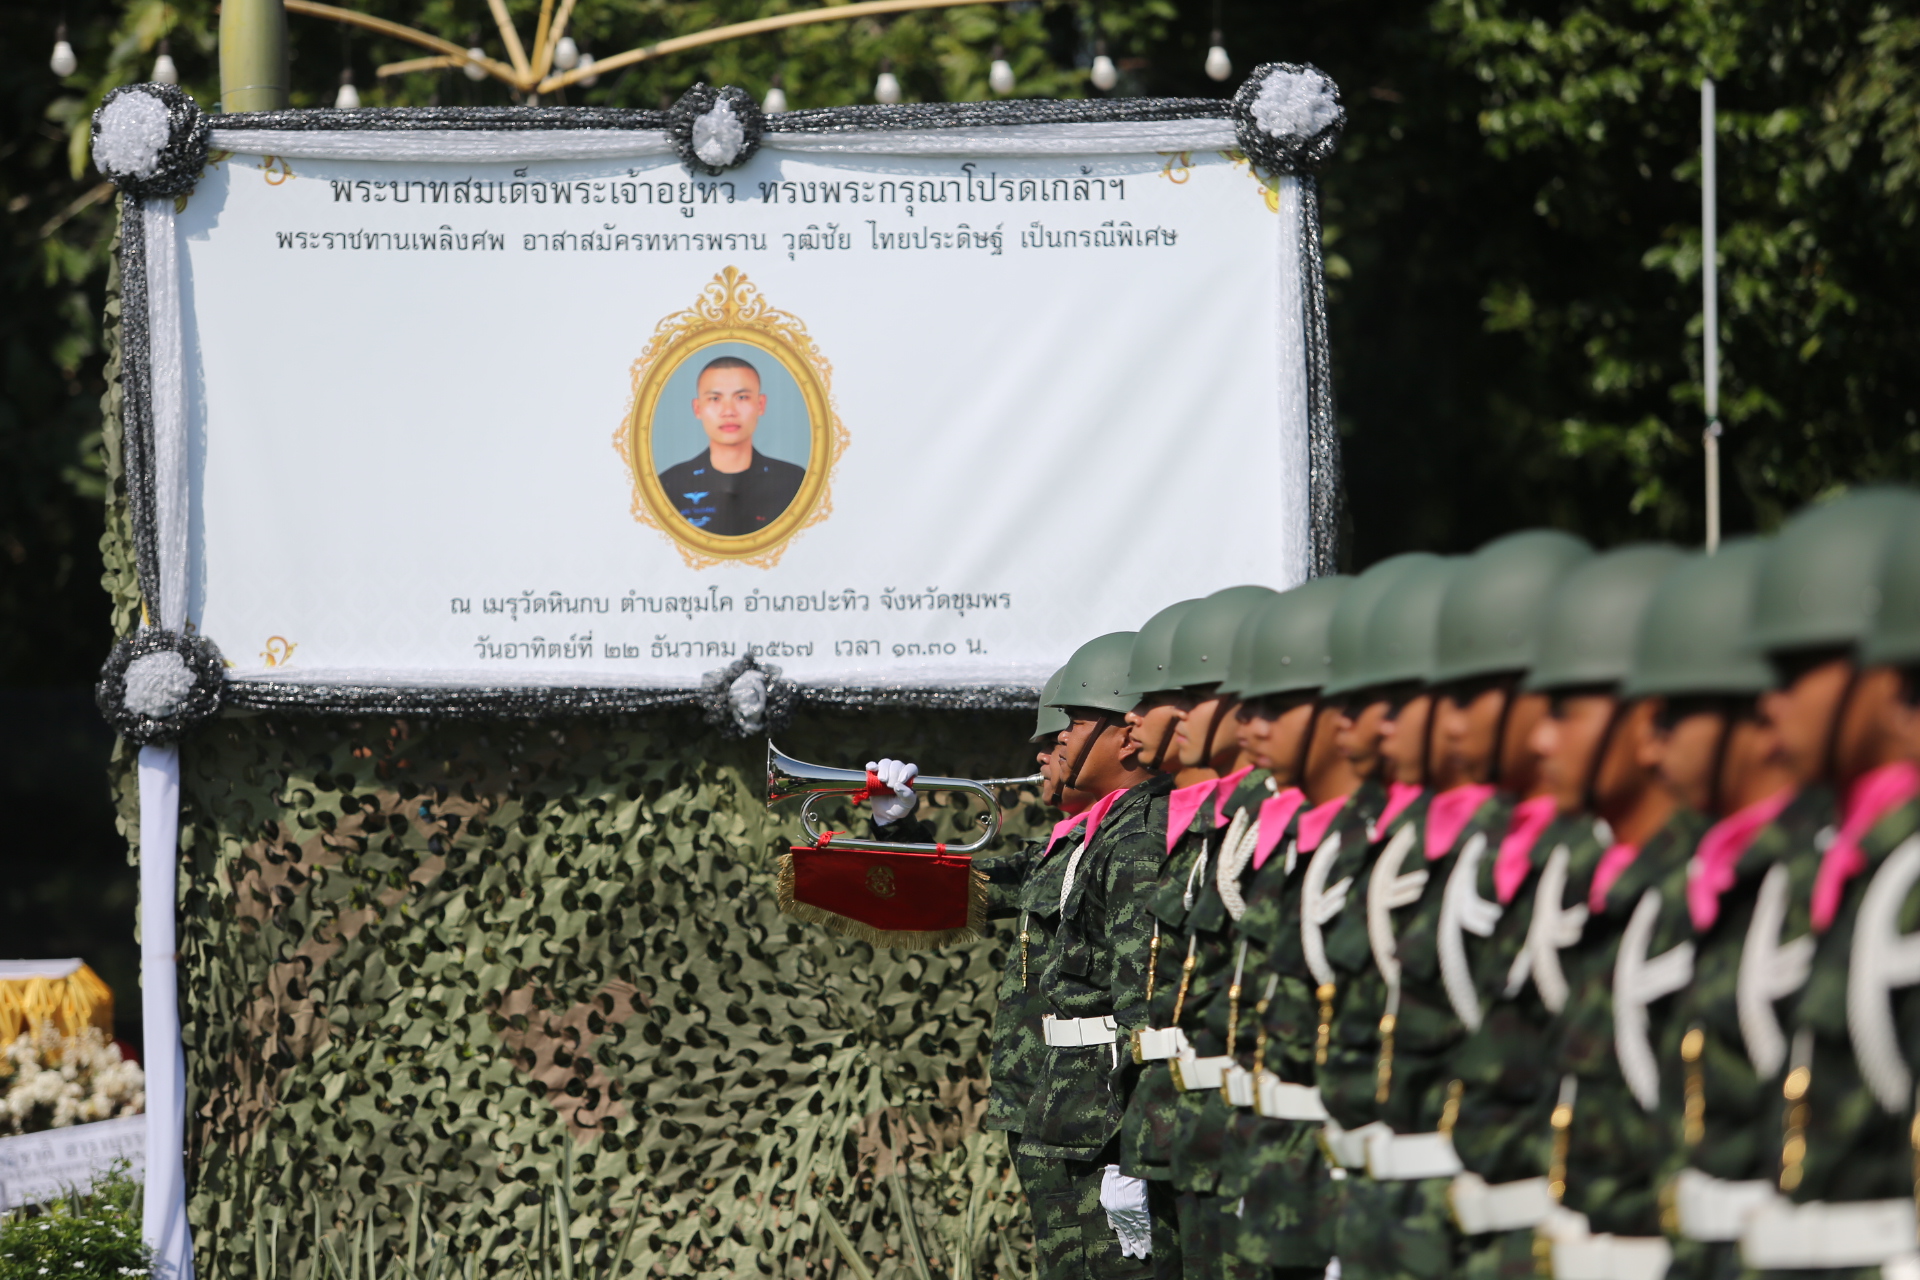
[{"left": 1431, "top": 0, "right": 1920, "bottom": 537}]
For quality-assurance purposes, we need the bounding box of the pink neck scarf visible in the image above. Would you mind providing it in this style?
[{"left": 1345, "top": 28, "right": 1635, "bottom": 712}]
[
  {"left": 1376, "top": 782, "right": 1425, "bottom": 839},
  {"left": 1495, "top": 794, "right": 1560, "bottom": 905},
  {"left": 1252, "top": 787, "right": 1309, "bottom": 870},
  {"left": 1167, "top": 777, "right": 1224, "bottom": 855},
  {"left": 1589, "top": 842, "right": 1642, "bottom": 914},
  {"left": 1426, "top": 784, "right": 1498, "bottom": 861},
  {"left": 1214, "top": 765, "right": 1257, "bottom": 827},
  {"left": 1298, "top": 793, "right": 1350, "bottom": 855},
  {"left": 1687, "top": 789, "right": 1796, "bottom": 931},
  {"left": 1042, "top": 786, "right": 1129, "bottom": 858},
  {"left": 1811, "top": 761, "right": 1920, "bottom": 932}
]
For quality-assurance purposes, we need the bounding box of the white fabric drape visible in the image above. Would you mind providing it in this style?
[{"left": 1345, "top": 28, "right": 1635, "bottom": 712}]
[
  {"left": 137, "top": 196, "right": 193, "bottom": 1280},
  {"left": 143, "top": 199, "right": 189, "bottom": 632},
  {"left": 138, "top": 743, "right": 192, "bottom": 1280},
  {"left": 206, "top": 128, "right": 676, "bottom": 162}
]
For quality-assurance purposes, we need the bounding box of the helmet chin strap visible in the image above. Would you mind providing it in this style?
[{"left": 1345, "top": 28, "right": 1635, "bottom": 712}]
[
  {"left": 1194, "top": 697, "right": 1228, "bottom": 771},
  {"left": 1487, "top": 685, "right": 1515, "bottom": 789},
  {"left": 1064, "top": 712, "right": 1114, "bottom": 794},
  {"left": 1580, "top": 699, "right": 1628, "bottom": 819},
  {"left": 1820, "top": 667, "right": 1863, "bottom": 788},
  {"left": 1707, "top": 709, "right": 1736, "bottom": 817},
  {"left": 1419, "top": 693, "right": 1436, "bottom": 788},
  {"left": 1294, "top": 700, "right": 1324, "bottom": 792},
  {"left": 1142, "top": 707, "right": 1177, "bottom": 772}
]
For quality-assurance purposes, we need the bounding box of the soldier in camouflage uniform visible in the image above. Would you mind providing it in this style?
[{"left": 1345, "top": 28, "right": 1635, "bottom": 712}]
[
  {"left": 1322, "top": 532, "right": 1591, "bottom": 1280},
  {"left": 1513, "top": 545, "right": 1701, "bottom": 1280},
  {"left": 1202, "top": 576, "right": 1372, "bottom": 1276},
  {"left": 1119, "top": 586, "right": 1280, "bottom": 1280},
  {"left": 1734, "top": 490, "right": 1920, "bottom": 1280},
  {"left": 1025, "top": 630, "right": 1175, "bottom": 1278},
  {"left": 1587, "top": 541, "right": 1819, "bottom": 1280},
  {"left": 972, "top": 666, "right": 1097, "bottom": 1280},
  {"left": 1443, "top": 545, "right": 1635, "bottom": 1280}
]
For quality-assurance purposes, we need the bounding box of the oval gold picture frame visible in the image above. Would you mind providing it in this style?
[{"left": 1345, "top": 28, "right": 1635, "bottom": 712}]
[{"left": 618, "top": 268, "right": 848, "bottom": 568}]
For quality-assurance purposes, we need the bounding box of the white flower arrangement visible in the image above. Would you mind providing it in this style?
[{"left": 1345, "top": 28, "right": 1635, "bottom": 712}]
[{"left": 0, "top": 1024, "right": 145, "bottom": 1136}]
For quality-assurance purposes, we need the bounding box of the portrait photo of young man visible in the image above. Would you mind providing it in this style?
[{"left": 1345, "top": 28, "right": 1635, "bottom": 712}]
[{"left": 654, "top": 355, "right": 807, "bottom": 537}]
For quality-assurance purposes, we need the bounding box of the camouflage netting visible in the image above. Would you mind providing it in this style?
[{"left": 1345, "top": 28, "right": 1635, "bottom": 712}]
[{"left": 99, "top": 217, "right": 1049, "bottom": 1280}]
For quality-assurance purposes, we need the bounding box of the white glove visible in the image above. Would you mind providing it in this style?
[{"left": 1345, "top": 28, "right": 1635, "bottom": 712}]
[
  {"left": 865, "top": 758, "right": 919, "bottom": 826},
  {"left": 1099, "top": 1165, "right": 1152, "bottom": 1259}
]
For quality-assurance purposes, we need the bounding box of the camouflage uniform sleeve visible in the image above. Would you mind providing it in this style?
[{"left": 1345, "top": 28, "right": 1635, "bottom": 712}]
[
  {"left": 1451, "top": 818, "right": 1602, "bottom": 1184},
  {"left": 1103, "top": 794, "right": 1173, "bottom": 1038},
  {"left": 1549, "top": 818, "right": 1702, "bottom": 1237},
  {"left": 976, "top": 839, "right": 1040, "bottom": 919},
  {"left": 1319, "top": 810, "right": 1391, "bottom": 1130},
  {"left": 1782, "top": 798, "right": 1920, "bottom": 1206}
]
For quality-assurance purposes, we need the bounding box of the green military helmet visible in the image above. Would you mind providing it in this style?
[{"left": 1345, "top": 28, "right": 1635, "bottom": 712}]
[
  {"left": 1525, "top": 544, "right": 1688, "bottom": 694},
  {"left": 1622, "top": 539, "right": 1776, "bottom": 699},
  {"left": 1220, "top": 597, "right": 1269, "bottom": 698},
  {"left": 1749, "top": 486, "right": 1920, "bottom": 657},
  {"left": 1046, "top": 631, "right": 1141, "bottom": 716},
  {"left": 1358, "top": 556, "right": 1458, "bottom": 691},
  {"left": 1432, "top": 529, "right": 1594, "bottom": 686},
  {"left": 1163, "top": 584, "right": 1283, "bottom": 690},
  {"left": 1323, "top": 553, "right": 1442, "bottom": 698},
  {"left": 1229, "top": 576, "right": 1353, "bottom": 701},
  {"left": 1862, "top": 508, "right": 1920, "bottom": 668},
  {"left": 1032, "top": 666, "right": 1070, "bottom": 743},
  {"left": 1123, "top": 598, "right": 1203, "bottom": 696}
]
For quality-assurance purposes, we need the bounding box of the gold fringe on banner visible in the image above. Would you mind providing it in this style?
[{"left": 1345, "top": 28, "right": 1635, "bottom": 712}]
[
  {"left": 775, "top": 852, "right": 990, "bottom": 951},
  {"left": 0, "top": 962, "right": 115, "bottom": 1046}
]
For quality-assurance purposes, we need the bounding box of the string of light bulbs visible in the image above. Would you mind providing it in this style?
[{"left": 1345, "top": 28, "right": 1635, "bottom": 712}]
[{"left": 48, "top": 0, "right": 1231, "bottom": 108}]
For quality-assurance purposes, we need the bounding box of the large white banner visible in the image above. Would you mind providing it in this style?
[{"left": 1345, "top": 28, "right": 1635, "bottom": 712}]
[{"left": 100, "top": 74, "right": 1341, "bottom": 705}]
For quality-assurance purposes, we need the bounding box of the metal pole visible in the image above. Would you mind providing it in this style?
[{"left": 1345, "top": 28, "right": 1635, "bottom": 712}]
[
  {"left": 220, "top": 0, "right": 290, "bottom": 112},
  {"left": 1702, "top": 78, "right": 1721, "bottom": 552}
]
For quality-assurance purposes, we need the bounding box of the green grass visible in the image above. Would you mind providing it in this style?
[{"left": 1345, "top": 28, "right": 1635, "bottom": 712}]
[{"left": 0, "top": 1161, "right": 151, "bottom": 1280}]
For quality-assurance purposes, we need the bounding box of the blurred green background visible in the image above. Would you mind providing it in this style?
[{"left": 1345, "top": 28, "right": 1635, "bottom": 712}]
[{"left": 4, "top": 0, "right": 1917, "bottom": 1052}]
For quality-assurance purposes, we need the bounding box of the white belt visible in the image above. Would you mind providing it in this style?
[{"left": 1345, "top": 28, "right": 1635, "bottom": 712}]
[
  {"left": 1255, "top": 1075, "right": 1329, "bottom": 1121},
  {"left": 1540, "top": 1210, "right": 1670, "bottom": 1280},
  {"left": 1223, "top": 1065, "right": 1256, "bottom": 1108},
  {"left": 1365, "top": 1129, "right": 1464, "bottom": 1181},
  {"left": 1321, "top": 1119, "right": 1392, "bottom": 1169},
  {"left": 1172, "top": 1052, "right": 1232, "bottom": 1091},
  {"left": 1132, "top": 1027, "right": 1190, "bottom": 1062},
  {"left": 1552, "top": 1235, "right": 1672, "bottom": 1280},
  {"left": 1741, "top": 1197, "right": 1920, "bottom": 1270},
  {"left": 1043, "top": 1014, "right": 1119, "bottom": 1048},
  {"left": 1449, "top": 1173, "right": 1555, "bottom": 1234},
  {"left": 1669, "top": 1169, "right": 1778, "bottom": 1243}
]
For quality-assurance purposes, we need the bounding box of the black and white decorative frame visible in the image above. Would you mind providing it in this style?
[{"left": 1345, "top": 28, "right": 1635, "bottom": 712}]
[{"left": 95, "top": 66, "right": 1344, "bottom": 735}]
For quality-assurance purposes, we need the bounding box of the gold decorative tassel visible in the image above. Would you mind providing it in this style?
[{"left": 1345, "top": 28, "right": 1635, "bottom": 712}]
[
  {"left": 1439, "top": 1078, "right": 1463, "bottom": 1137},
  {"left": 1375, "top": 1013, "right": 1396, "bottom": 1104},
  {"left": 1171, "top": 937, "right": 1199, "bottom": 1025},
  {"left": 774, "top": 852, "right": 991, "bottom": 951},
  {"left": 1146, "top": 927, "right": 1161, "bottom": 1004},
  {"left": 1780, "top": 1059, "right": 1810, "bottom": 1192},
  {"left": 1681, "top": 1025, "right": 1705, "bottom": 1147},
  {"left": 1315, "top": 982, "right": 1336, "bottom": 1066},
  {"left": 1020, "top": 913, "right": 1031, "bottom": 988}
]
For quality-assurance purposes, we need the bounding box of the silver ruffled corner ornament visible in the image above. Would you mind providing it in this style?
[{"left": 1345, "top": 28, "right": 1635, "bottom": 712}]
[
  {"left": 1231, "top": 63, "right": 1344, "bottom": 176},
  {"left": 96, "top": 629, "right": 227, "bottom": 745},
  {"left": 668, "top": 84, "right": 765, "bottom": 177},
  {"left": 699, "top": 654, "right": 795, "bottom": 739},
  {"left": 91, "top": 82, "right": 210, "bottom": 201}
]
